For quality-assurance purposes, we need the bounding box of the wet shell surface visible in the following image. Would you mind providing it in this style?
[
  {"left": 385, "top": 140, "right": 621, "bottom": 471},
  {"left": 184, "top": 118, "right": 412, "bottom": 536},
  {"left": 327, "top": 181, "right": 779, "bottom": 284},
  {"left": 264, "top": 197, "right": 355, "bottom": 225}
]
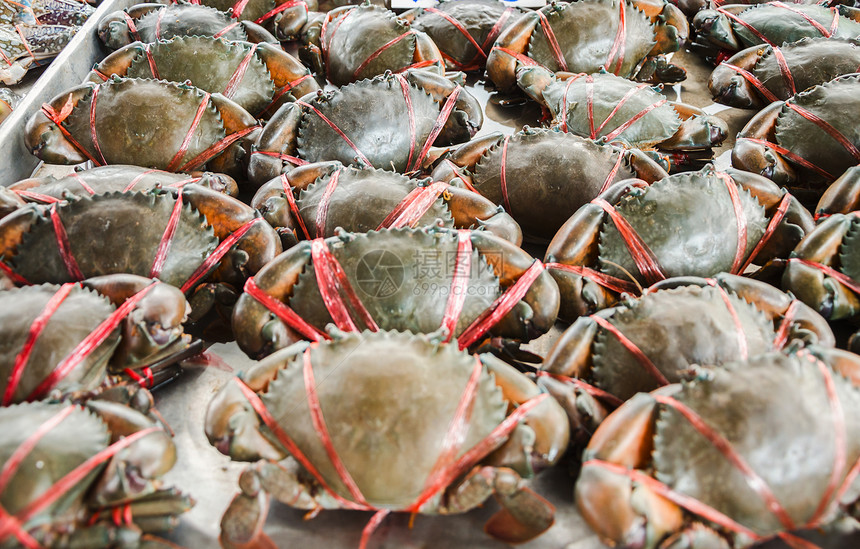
[{"left": 132, "top": 5, "right": 251, "bottom": 43}]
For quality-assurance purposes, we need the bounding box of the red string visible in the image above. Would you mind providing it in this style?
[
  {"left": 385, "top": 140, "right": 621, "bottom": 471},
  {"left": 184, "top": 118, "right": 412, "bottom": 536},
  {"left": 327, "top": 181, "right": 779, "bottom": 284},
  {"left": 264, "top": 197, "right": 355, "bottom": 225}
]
[
  {"left": 592, "top": 198, "right": 666, "bottom": 285},
  {"left": 600, "top": 150, "right": 626, "bottom": 194},
  {"left": 40, "top": 103, "right": 103, "bottom": 166},
  {"left": 231, "top": 0, "right": 252, "bottom": 19},
  {"left": 785, "top": 102, "right": 860, "bottom": 163},
  {"left": 603, "top": 98, "right": 667, "bottom": 143},
  {"left": 144, "top": 43, "right": 160, "bottom": 80},
  {"left": 352, "top": 30, "right": 414, "bottom": 81},
  {"left": 123, "top": 366, "right": 155, "bottom": 388},
  {"left": 440, "top": 231, "right": 472, "bottom": 342},
  {"left": 716, "top": 8, "right": 776, "bottom": 46},
  {"left": 50, "top": 203, "right": 84, "bottom": 281},
  {"left": 280, "top": 173, "right": 311, "bottom": 240},
  {"left": 122, "top": 11, "right": 141, "bottom": 42},
  {"left": 179, "top": 216, "right": 264, "bottom": 293},
  {"left": 253, "top": 0, "right": 306, "bottom": 25},
  {"left": 770, "top": 2, "right": 832, "bottom": 37},
  {"left": 313, "top": 169, "right": 340, "bottom": 238},
  {"left": 11, "top": 189, "right": 59, "bottom": 203},
  {"left": 70, "top": 172, "right": 96, "bottom": 195},
  {"left": 457, "top": 260, "right": 543, "bottom": 349},
  {"left": 14, "top": 25, "right": 38, "bottom": 67},
  {"left": 3, "top": 283, "right": 76, "bottom": 405},
  {"left": 310, "top": 239, "right": 379, "bottom": 332},
  {"left": 490, "top": 46, "right": 540, "bottom": 69},
  {"left": 536, "top": 10, "right": 567, "bottom": 71},
  {"left": 719, "top": 62, "right": 779, "bottom": 103},
  {"left": 706, "top": 279, "right": 748, "bottom": 360},
  {"left": 425, "top": 7, "right": 487, "bottom": 65},
  {"left": 544, "top": 263, "right": 640, "bottom": 296},
  {"left": 715, "top": 173, "right": 748, "bottom": 274},
  {"left": 176, "top": 124, "right": 260, "bottom": 173},
  {"left": 213, "top": 21, "right": 240, "bottom": 39},
  {"left": 786, "top": 258, "right": 860, "bottom": 295},
  {"left": 122, "top": 169, "right": 158, "bottom": 191},
  {"left": 499, "top": 136, "right": 512, "bottom": 212},
  {"left": 260, "top": 74, "right": 314, "bottom": 117},
  {"left": 0, "top": 262, "right": 30, "bottom": 286},
  {"left": 770, "top": 46, "right": 796, "bottom": 96},
  {"left": 167, "top": 92, "right": 211, "bottom": 172},
  {"left": 772, "top": 298, "right": 800, "bottom": 350},
  {"left": 738, "top": 193, "right": 790, "bottom": 273},
  {"left": 90, "top": 85, "right": 108, "bottom": 164},
  {"left": 376, "top": 181, "right": 450, "bottom": 230},
  {"left": 296, "top": 100, "right": 372, "bottom": 166},
  {"left": 150, "top": 193, "right": 184, "bottom": 279},
  {"left": 395, "top": 74, "right": 417, "bottom": 170},
  {"left": 590, "top": 314, "right": 669, "bottom": 385},
  {"left": 605, "top": 0, "right": 627, "bottom": 74},
  {"left": 410, "top": 86, "right": 462, "bottom": 172},
  {"left": 535, "top": 372, "right": 625, "bottom": 408},
  {"left": 242, "top": 277, "right": 327, "bottom": 342},
  {"left": 223, "top": 43, "right": 258, "bottom": 99},
  {"left": 481, "top": 8, "right": 514, "bottom": 51},
  {"left": 250, "top": 150, "right": 308, "bottom": 166},
  {"left": 735, "top": 137, "right": 835, "bottom": 180}
]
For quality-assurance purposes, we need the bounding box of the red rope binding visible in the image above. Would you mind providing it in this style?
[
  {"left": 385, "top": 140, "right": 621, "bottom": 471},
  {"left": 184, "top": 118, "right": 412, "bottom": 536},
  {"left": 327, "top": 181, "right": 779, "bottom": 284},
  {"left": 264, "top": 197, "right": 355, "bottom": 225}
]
[
  {"left": 715, "top": 172, "right": 748, "bottom": 275},
  {"left": 310, "top": 239, "right": 379, "bottom": 332},
  {"left": 11, "top": 189, "right": 59, "bottom": 203},
  {"left": 176, "top": 124, "right": 260, "bottom": 173},
  {"left": 719, "top": 62, "right": 779, "bottom": 103},
  {"left": 605, "top": 0, "right": 627, "bottom": 74},
  {"left": 296, "top": 100, "right": 372, "bottom": 167},
  {"left": 0, "top": 262, "right": 30, "bottom": 286},
  {"left": 40, "top": 100, "right": 103, "bottom": 166},
  {"left": 280, "top": 173, "right": 311, "bottom": 240},
  {"left": 426, "top": 7, "right": 487, "bottom": 66},
  {"left": 166, "top": 92, "right": 211, "bottom": 172},
  {"left": 242, "top": 277, "right": 327, "bottom": 342},
  {"left": 787, "top": 258, "right": 860, "bottom": 295},
  {"left": 121, "top": 11, "right": 141, "bottom": 42},
  {"left": 376, "top": 181, "right": 450, "bottom": 230},
  {"left": 70, "top": 172, "right": 96, "bottom": 195},
  {"left": 223, "top": 43, "right": 258, "bottom": 99},
  {"left": 149, "top": 193, "right": 184, "bottom": 279},
  {"left": 180, "top": 216, "right": 263, "bottom": 293},
  {"left": 410, "top": 86, "right": 462, "bottom": 172},
  {"left": 313, "top": 169, "right": 340, "bottom": 238},
  {"left": 592, "top": 198, "right": 666, "bottom": 285},
  {"left": 440, "top": 230, "right": 473, "bottom": 342},
  {"left": 738, "top": 193, "right": 791, "bottom": 273},
  {"left": 536, "top": 10, "right": 567, "bottom": 71},
  {"left": 544, "top": 263, "right": 640, "bottom": 296},
  {"left": 352, "top": 30, "right": 414, "bottom": 81},
  {"left": 536, "top": 371, "right": 625, "bottom": 408},
  {"left": 50, "top": 203, "right": 84, "bottom": 281},
  {"left": 212, "top": 21, "right": 240, "bottom": 39},
  {"left": 715, "top": 7, "right": 776, "bottom": 46},
  {"left": 395, "top": 74, "right": 417, "bottom": 170},
  {"left": 770, "top": 46, "right": 796, "bottom": 96},
  {"left": 600, "top": 150, "right": 626, "bottom": 194},
  {"left": 590, "top": 314, "right": 669, "bottom": 385},
  {"left": 772, "top": 298, "right": 800, "bottom": 350},
  {"left": 253, "top": 0, "right": 306, "bottom": 25},
  {"left": 143, "top": 43, "right": 160, "bottom": 80},
  {"left": 250, "top": 150, "right": 308, "bottom": 166},
  {"left": 770, "top": 2, "right": 832, "bottom": 37},
  {"left": 736, "top": 137, "right": 835, "bottom": 180},
  {"left": 706, "top": 279, "right": 748, "bottom": 360},
  {"left": 785, "top": 102, "right": 860, "bottom": 162}
]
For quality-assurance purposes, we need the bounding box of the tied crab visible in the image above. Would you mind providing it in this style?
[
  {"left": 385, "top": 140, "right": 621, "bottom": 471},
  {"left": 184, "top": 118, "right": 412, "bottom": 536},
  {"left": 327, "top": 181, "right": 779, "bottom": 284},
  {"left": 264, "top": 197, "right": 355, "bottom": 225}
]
[
  {"left": 250, "top": 161, "right": 522, "bottom": 248},
  {"left": 543, "top": 166, "right": 813, "bottom": 320},
  {"left": 86, "top": 36, "right": 320, "bottom": 119},
  {"left": 231, "top": 226, "right": 558, "bottom": 359},
  {"left": 537, "top": 274, "right": 834, "bottom": 450},
  {"left": 0, "top": 23, "right": 77, "bottom": 84},
  {"left": 430, "top": 127, "right": 670, "bottom": 241},
  {"left": 733, "top": 74, "right": 860, "bottom": 188},
  {"left": 516, "top": 66, "right": 728, "bottom": 168},
  {"left": 575, "top": 346, "right": 860, "bottom": 548},
  {"left": 0, "top": 399, "right": 192, "bottom": 547},
  {"left": 400, "top": 0, "right": 525, "bottom": 72},
  {"left": 25, "top": 77, "right": 261, "bottom": 179},
  {"left": 205, "top": 330, "right": 570, "bottom": 548},
  {"left": 485, "top": 0, "right": 689, "bottom": 92},
  {"left": 247, "top": 70, "right": 482, "bottom": 187}
]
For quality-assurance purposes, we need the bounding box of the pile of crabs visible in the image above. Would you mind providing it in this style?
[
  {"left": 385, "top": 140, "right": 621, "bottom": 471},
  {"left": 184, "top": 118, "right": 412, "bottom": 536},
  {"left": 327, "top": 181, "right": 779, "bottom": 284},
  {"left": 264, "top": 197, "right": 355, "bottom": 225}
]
[{"left": 3, "top": 0, "right": 860, "bottom": 546}]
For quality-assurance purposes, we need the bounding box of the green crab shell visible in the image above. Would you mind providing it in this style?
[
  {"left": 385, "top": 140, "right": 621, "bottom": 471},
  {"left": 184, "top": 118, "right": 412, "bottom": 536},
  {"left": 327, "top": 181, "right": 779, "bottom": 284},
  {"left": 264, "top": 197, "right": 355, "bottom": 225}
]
[
  {"left": 200, "top": 0, "right": 275, "bottom": 23},
  {"left": 260, "top": 330, "right": 507, "bottom": 507},
  {"left": 411, "top": 0, "right": 521, "bottom": 68},
  {"left": 751, "top": 38, "right": 860, "bottom": 101},
  {"left": 591, "top": 285, "right": 775, "bottom": 401},
  {"left": 11, "top": 192, "right": 219, "bottom": 288},
  {"left": 653, "top": 352, "right": 860, "bottom": 537},
  {"left": 324, "top": 5, "right": 416, "bottom": 86},
  {"left": 0, "top": 285, "right": 119, "bottom": 403},
  {"left": 296, "top": 76, "right": 442, "bottom": 171},
  {"left": 731, "top": 4, "right": 860, "bottom": 49},
  {"left": 0, "top": 403, "right": 110, "bottom": 528},
  {"left": 288, "top": 229, "right": 499, "bottom": 337},
  {"left": 544, "top": 72, "right": 681, "bottom": 147},
  {"left": 471, "top": 129, "right": 635, "bottom": 240},
  {"left": 297, "top": 167, "right": 454, "bottom": 236},
  {"left": 132, "top": 5, "right": 251, "bottom": 43},
  {"left": 597, "top": 169, "right": 767, "bottom": 283},
  {"left": 774, "top": 75, "right": 860, "bottom": 179},
  {"left": 61, "top": 78, "right": 227, "bottom": 171},
  {"left": 125, "top": 37, "right": 276, "bottom": 116},
  {"left": 527, "top": 0, "right": 657, "bottom": 78}
]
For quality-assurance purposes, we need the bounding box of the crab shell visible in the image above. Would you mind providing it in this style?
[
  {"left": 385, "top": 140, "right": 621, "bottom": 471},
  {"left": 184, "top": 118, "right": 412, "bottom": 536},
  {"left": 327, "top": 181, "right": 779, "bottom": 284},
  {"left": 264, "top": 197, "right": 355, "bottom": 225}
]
[
  {"left": 0, "top": 24, "right": 77, "bottom": 85},
  {"left": 0, "top": 400, "right": 191, "bottom": 547},
  {"left": 575, "top": 347, "right": 860, "bottom": 548},
  {"left": 87, "top": 37, "right": 320, "bottom": 119},
  {"left": 97, "top": 3, "right": 279, "bottom": 51},
  {"left": 232, "top": 227, "right": 559, "bottom": 359},
  {"left": 432, "top": 128, "right": 670, "bottom": 241},
  {"left": 0, "top": 86, "right": 20, "bottom": 125},
  {"left": 251, "top": 162, "right": 522, "bottom": 247},
  {"left": 247, "top": 71, "right": 483, "bottom": 187},
  {"left": 206, "top": 330, "right": 569, "bottom": 546},
  {"left": 486, "top": 0, "right": 689, "bottom": 92},
  {"left": 401, "top": 0, "right": 525, "bottom": 71},
  {"left": 545, "top": 167, "right": 814, "bottom": 320},
  {"left": 733, "top": 74, "right": 860, "bottom": 188},
  {"left": 709, "top": 38, "right": 860, "bottom": 109}
]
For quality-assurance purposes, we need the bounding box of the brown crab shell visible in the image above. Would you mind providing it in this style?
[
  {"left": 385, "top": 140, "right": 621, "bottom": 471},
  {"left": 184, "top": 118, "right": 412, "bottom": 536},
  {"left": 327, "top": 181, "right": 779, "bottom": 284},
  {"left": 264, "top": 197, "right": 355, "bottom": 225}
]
[
  {"left": 470, "top": 128, "right": 636, "bottom": 240},
  {"left": 258, "top": 330, "right": 507, "bottom": 507}
]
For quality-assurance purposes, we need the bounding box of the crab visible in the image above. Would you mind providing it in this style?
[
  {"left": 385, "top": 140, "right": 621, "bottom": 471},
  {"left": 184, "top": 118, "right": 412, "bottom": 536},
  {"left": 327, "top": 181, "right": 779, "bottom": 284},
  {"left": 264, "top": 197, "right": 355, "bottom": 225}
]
[
  {"left": 485, "top": 0, "right": 689, "bottom": 93},
  {"left": 574, "top": 345, "right": 860, "bottom": 548},
  {"left": 0, "top": 0, "right": 93, "bottom": 26},
  {"left": 0, "top": 184, "right": 282, "bottom": 341},
  {"left": 0, "top": 24, "right": 77, "bottom": 84},
  {"left": 86, "top": 36, "right": 320, "bottom": 119},
  {"left": 205, "top": 329, "right": 570, "bottom": 548},
  {"left": 231, "top": 226, "right": 559, "bottom": 359},
  {"left": 294, "top": 3, "right": 445, "bottom": 86},
  {"left": 709, "top": 37, "right": 860, "bottom": 109},
  {"left": 543, "top": 166, "right": 814, "bottom": 320},
  {"left": 97, "top": 3, "right": 279, "bottom": 51},
  {"left": 168, "top": 0, "right": 319, "bottom": 40},
  {"left": 7, "top": 164, "right": 240, "bottom": 202},
  {"left": 0, "top": 86, "right": 19, "bottom": 125},
  {"left": 399, "top": 0, "right": 526, "bottom": 72},
  {"left": 0, "top": 274, "right": 195, "bottom": 404},
  {"left": 251, "top": 161, "right": 522, "bottom": 249},
  {"left": 537, "top": 273, "right": 834, "bottom": 451},
  {"left": 691, "top": 2, "right": 860, "bottom": 63},
  {"left": 732, "top": 74, "right": 860, "bottom": 188},
  {"left": 25, "top": 77, "right": 261, "bottom": 179},
  {"left": 0, "top": 398, "right": 192, "bottom": 547},
  {"left": 247, "top": 69, "right": 483, "bottom": 187},
  {"left": 430, "top": 127, "right": 670, "bottom": 241},
  {"left": 516, "top": 66, "right": 729, "bottom": 168}
]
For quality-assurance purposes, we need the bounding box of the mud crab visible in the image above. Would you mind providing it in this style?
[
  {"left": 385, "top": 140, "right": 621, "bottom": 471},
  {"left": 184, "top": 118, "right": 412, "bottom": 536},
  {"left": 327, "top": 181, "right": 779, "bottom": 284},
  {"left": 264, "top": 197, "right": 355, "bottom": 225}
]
[
  {"left": 537, "top": 274, "right": 834, "bottom": 450},
  {"left": 0, "top": 274, "right": 194, "bottom": 404},
  {"left": 251, "top": 162, "right": 522, "bottom": 248},
  {"left": 0, "top": 23, "right": 77, "bottom": 84},
  {"left": 0, "top": 398, "right": 192, "bottom": 547},
  {"left": 247, "top": 70, "right": 482, "bottom": 187},
  {"left": 25, "top": 77, "right": 261, "bottom": 179},
  {"left": 516, "top": 66, "right": 728, "bottom": 167},
  {"left": 87, "top": 37, "right": 320, "bottom": 119},
  {"left": 732, "top": 74, "right": 860, "bottom": 187},
  {"left": 169, "top": 0, "right": 318, "bottom": 40},
  {"left": 431, "top": 127, "right": 670, "bottom": 241},
  {"left": 97, "top": 3, "right": 278, "bottom": 51},
  {"left": 296, "top": 3, "right": 445, "bottom": 86},
  {"left": 485, "top": 0, "right": 689, "bottom": 92},
  {"left": 692, "top": 2, "right": 860, "bottom": 62},
  {"left": 709, "top": 37, "right": 860, "bottom": 109},
  {"left": 400, "top": 0, "right": 525, "bottom": 72},
  {"left": 544, "top": 166, "right": 813, "bottom": 320},
  {"left": 0, "top": 86, "right": 19, "bottom": 125},
  {"left": 206, "top": 329, "right": 569, "bottom": 547},
  {"left": 231, "top": 226, "right": 558, "bottom": 359},
  {"left": 575, "top": 345, "right": 860, "bottom": 548}
]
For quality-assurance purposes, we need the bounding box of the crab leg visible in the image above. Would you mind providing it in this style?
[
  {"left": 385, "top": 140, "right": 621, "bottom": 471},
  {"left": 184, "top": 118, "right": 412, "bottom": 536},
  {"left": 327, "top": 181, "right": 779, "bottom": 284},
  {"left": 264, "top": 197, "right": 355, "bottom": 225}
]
[
  {"left": 444, "top": 186, "right": 521, "bottom": 245},
  {"left": 84, "top": 41, "right": 146, "bottom": 83},
  {"left": 817, "top": 166, "right": 860, "bottom": 217},
  {"left": 659, "top": 101, "right": 728, "bottom": 151},
  {"left": 486, "top": 12, "right": 541, "bottom": 92},
  {"left": 255, "top": 42, "right": 319, "bottom": 111},
  {"left": 248, "top": 101, "right": 305, "bottom": 188},
  {"left": 733, "top": 101, "right": 798, "bottom": 184},
  {"left": 709, "top": 45, "right": 772, "bottom": 108}
]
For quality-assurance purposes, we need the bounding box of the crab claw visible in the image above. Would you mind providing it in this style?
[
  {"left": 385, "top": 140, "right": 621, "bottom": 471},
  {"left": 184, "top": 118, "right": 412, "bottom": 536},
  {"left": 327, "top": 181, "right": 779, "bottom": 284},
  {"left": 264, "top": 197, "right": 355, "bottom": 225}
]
[
  {"left": 485, "top": 469, "right": 555, "bottom": 544},
  {"left": 692, "top": 10, "right": 740, "bottom": 51}
]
